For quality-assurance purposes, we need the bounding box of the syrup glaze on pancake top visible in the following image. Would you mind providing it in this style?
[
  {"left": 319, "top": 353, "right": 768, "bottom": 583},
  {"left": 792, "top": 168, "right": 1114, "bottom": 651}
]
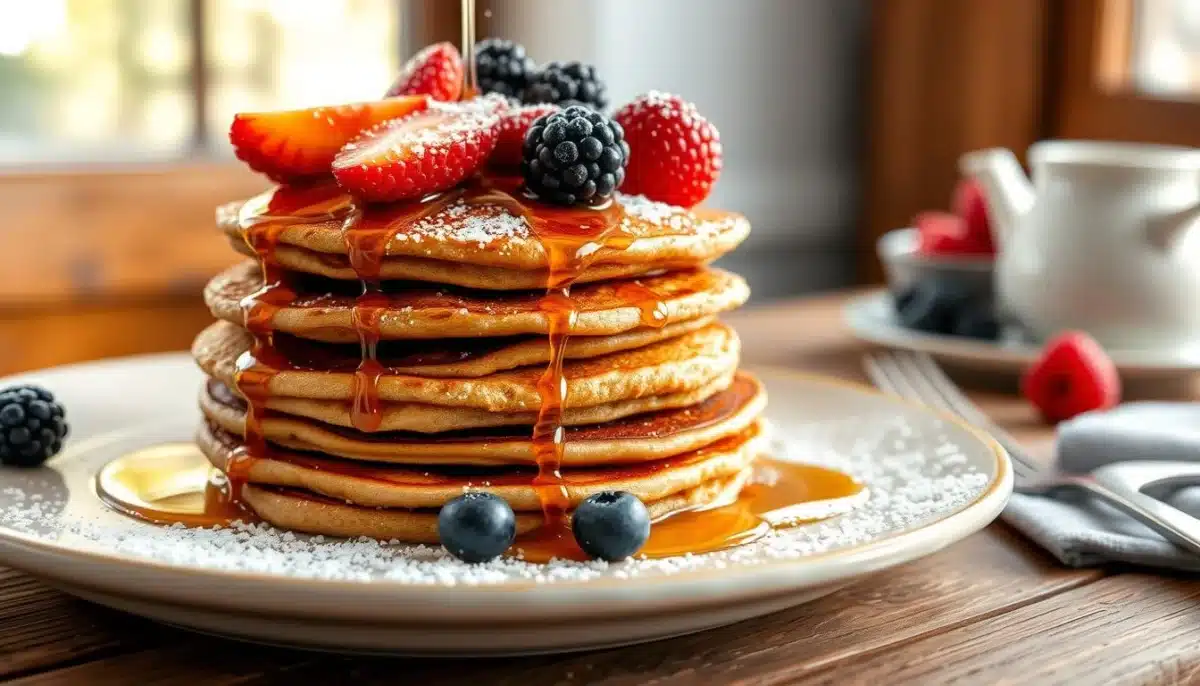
[{"left": 91, "top": 30, "right": 863, "bottom": 565}]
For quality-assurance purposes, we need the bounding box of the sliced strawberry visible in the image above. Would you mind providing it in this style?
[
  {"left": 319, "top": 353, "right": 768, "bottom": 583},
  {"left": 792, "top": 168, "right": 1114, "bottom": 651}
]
[
  {"left": 490, "top": 104, "right": 559, "bottom": 169},
  {"left": 333, "top": 107, "right": 499, "bottom": 202},
  {"left": 230, "top": 96, "right": 430, "bottom": 182},
  {"left": 1022, "top": 331, "right": 1120, "bottom": 423},
  {"left": 952, "top": 178, "right": 996, "bottom": 254},
  {"left": 385, "top": 42, "right": 464, "bottom": 102}
]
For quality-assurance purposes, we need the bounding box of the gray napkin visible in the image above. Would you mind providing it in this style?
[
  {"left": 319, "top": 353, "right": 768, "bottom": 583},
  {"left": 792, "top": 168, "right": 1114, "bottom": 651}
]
[{"left": 1001, "top": 402, "right": 1200, "bottom": 571}]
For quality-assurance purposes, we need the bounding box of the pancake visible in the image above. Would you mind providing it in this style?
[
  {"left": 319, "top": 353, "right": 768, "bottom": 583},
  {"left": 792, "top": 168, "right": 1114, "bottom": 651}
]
[
  {"left": 205, "top": 261, "right": 749, "bottom": 342},
  {"left": 196, "top": 318, "right": 715, "bottom": 380},
  {"left": 198, "top": 420, "right": 761, "bottom": 511},
  {"left": 194, "top": 320, "right": 740, "bottom": 413},
  {"left": 199, "top": 372, "right": 766, "bottom": 465},
  {"left": 217, "top": 179, "right": 751, "bottom": 290},
  {"left": 241, "top": 471, "right": 748, "bottom": 543}
]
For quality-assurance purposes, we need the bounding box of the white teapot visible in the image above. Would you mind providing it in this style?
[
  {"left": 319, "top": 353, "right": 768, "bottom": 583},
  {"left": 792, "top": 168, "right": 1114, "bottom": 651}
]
[{"left": 960, "top": 141, "right": 1200, "bottom": 350}]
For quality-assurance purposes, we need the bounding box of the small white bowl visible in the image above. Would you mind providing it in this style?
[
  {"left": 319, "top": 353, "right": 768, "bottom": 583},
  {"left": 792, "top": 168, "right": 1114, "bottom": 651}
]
[{"left": 876, "top": 228, "right": 994, "bottom": 304}]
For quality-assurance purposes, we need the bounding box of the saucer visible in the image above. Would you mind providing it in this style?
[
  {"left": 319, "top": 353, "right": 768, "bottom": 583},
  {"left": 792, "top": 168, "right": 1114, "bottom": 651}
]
[
  {"left": 845, "top": 291, "right": 1200, "bottom": 377},
  {"left": 0, "top": 353, "right": 1010, "bottom": 655}
]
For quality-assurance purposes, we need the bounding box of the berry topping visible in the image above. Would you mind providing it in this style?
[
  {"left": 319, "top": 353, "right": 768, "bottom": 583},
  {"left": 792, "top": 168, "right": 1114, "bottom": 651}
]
[
  {"left": 915, "top": 211, "right": 974, "bottom": 256},
  {"left": 572, "top": 491, "right": 650, "bottom": 561},
  {"left": 475, "top": 38, "right": 536, "bottom": 99},
  {"left": 492, "top": 104, "right": 559, "bottom": 169},
  {"left": 229, "top": 96, "right": 430, "bottom": 183},
  {"left": 615, "top": 92, "right": 722, "bottom": 208},
  {"left": 952, "top": 178, "right": 996, "bottom": 254},
  {"left": 438, "top": 492, "right": 516, "bottom": 563},
  {"left": 385, "top": 42, "right": 464, "bottom": 102},
  {"left": 522, "top": 61, "right": 608, "bottom": 110},
  {"left": 894, "top": 276, "right": 972, "bottom": 335},
  {"left": 521, "top": 105, "right": 628, "bottom": 206},
  {"left": 332, "top": 106, "right": 499, "bottom": 202},
  {"left": 0, "top": 385, "right": 68, "bottom": 467},
  {"left": 1022, "top": 332, "right": 1121, "bottom": 423},
  {"left": 952, "top": 305, "right": 1001, "bottom": 340}
]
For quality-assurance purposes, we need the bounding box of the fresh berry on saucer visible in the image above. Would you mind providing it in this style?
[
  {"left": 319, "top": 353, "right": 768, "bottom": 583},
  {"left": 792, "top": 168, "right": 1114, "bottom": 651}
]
[
  {"left": 475, "top": 38, "right": 536, "bottom": 99},
  {"left": 521, "top": 105, "right": 628, "bottom": 205},
  {"left": 952, "top": 304, "right": 1001, "bottom": 340},
  {"left": 491, "top": 103, "right": 560, "bottom": 168},
  {"left": 952, "top": 178, "right": 996, "bottom": 254},
  {"left": 229, "top": 96, "right": 429, "bottom": 182},
  {"left": 1022, "top": 332, "right": 1121, "bottom": 423},
  {"left": 615, "top": 92, "right": 722, "bottom": 208},
  {"left": 333, "top": 105, "right": 500, "bottom": 202},
  {"left": 894, "top": 277, "right": 972, "bottom": 335},
  {"left": 385, "top": 42, "right": 465, "bottom": 101},
  {"left": 438, "top": 492, "right": 516, "bottom": 563},
  {"left": 572, "top": 491, "right": 651, "bottom": 561},
  {"left": 522, "top": 61, "right": 608, "bottom": 110},
  {"left": 0, "top": 385, "right": 68, "bottom": 467}
]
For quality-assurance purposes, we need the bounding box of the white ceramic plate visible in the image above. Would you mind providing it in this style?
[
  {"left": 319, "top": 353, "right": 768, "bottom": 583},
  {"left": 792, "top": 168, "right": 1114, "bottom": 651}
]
[
  {"left": 845, "top": 291, "right": 1200, "bottom": 377},
  {"left": 0, "top": 353, "right": 1010, "bottom": 655}
]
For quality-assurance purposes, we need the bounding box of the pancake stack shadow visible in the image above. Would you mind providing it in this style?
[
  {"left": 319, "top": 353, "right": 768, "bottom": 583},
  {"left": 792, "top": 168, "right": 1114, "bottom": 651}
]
[{"left": 191, "top": 177, "right": 765, "bottom": 543}]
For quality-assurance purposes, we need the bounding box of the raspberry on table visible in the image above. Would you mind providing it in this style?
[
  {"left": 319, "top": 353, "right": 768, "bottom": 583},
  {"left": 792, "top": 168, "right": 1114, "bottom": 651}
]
[
  {"left": 521, "top": 105, "right": 628, "bottom": 206},
  {"left": 0, "top": 385, "right": 68, "bottom": 467}
]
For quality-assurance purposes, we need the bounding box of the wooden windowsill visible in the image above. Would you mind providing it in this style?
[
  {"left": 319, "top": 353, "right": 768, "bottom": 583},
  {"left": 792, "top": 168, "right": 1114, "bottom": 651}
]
[{"left": 0, "top": 163, "right": 268, "bottom": 306}]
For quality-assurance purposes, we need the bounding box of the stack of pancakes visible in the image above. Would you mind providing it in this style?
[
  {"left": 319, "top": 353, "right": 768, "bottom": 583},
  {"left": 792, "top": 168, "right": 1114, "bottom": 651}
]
[{"left": 192, "top": 180, "right": 764, "bottom": 543}]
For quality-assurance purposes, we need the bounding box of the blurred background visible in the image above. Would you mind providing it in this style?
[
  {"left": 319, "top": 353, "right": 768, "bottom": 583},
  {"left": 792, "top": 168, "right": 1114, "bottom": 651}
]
[{"left": 0, "top": 0, "right": 1196, "bottom": 374}]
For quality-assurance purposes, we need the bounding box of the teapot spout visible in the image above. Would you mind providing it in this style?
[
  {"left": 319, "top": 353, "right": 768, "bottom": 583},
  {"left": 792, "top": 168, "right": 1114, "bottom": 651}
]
[{"left": 959, "top": 148, "right": 1035, "bottom": 248}]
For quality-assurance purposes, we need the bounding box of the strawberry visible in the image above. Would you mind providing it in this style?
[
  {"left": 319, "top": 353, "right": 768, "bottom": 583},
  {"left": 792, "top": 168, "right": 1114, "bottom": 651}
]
[
  {"left": 490, "top": 104, "right": 559, "bottom": 169},
  {"left": 615, "top": 91, "right": 722, "bottom": 207},
  {"left": 332, "top": 106, "right": 499, "bottom": 202},
  {"left": 915, "top": 211, "right": 973, "bottom": 256},
  {"left": 385, "top": 42, "right": 464, "bottom": 102},
  {"left": 229, "top": 96, "right": 429, "bottom": 182},
  {"left": 951, "top": 178, "right": 996, "bottom": 254},
  {"left": 1022, "top": 331, "right": 1121, "bottom": 423}
]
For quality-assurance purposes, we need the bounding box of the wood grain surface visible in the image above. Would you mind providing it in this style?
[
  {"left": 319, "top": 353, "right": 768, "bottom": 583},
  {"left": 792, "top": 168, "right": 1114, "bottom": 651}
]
[{"left": 0, "top": 292, "right": 1194, "bottom": 685}]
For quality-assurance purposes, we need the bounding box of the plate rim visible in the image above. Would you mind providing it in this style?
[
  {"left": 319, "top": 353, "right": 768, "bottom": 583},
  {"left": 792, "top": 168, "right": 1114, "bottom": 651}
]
[{"left": 0, "top": 355, "right": 1012, "bottom": 621}]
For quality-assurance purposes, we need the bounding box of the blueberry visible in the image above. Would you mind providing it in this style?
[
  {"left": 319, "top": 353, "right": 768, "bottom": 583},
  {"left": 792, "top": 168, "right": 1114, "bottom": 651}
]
[
  {"left": 895, "top": 277, "right": 971, "bottom": 335},
  {"left": 953, "top": 304, "right": 1001, "bottom": 340},
  {"left": 438, "top": 492, "right": 516, "bottom": 563},
  {"left": 572, "top": 491, "right": 650, "bottom": 561}
]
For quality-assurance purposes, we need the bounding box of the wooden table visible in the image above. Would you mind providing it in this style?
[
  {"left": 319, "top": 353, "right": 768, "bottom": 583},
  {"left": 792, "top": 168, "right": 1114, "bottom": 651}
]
[{"left": 3, "top": 292, "right": 1198, "bottom": 685}]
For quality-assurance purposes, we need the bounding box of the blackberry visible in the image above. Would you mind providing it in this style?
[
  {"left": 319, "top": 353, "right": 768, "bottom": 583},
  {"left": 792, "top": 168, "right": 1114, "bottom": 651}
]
[
  {"left": 522, "top": 61, "right": 608, "bottom": 110},
  {"left": 521, "top": 105, "right": 629, "bottom": 206},
  {"left": 0, "top": 385, "right": 68, "bottom": 467},
  {"left": 475, "top": 38, "right": 536, "bottom": 99}
]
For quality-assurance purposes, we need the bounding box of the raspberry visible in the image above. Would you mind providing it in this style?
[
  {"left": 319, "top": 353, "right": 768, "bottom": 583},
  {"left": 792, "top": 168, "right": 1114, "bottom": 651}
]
[
  {"left": 385, "top": 42, "right": 464, "bottom": 102},
  {"left": 615, "top": 92, "right": 722, "bottom": 207},
  {"left": 491, "top": 104, "right": 559, "bottom": 169},
  {"left": 1022, "top": 332, "right": 1121, "bottom": 423},
  {"left": 332, "top": 105, "right": 499, "bottom": 202},
  {"left": 951, "top": 179, "right": 996, "bottom": 254}
]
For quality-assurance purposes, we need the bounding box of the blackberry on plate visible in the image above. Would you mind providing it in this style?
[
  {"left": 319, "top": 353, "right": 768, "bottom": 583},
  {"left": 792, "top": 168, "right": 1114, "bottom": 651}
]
[
  {"left": 0, "top": 385, "right": 68, "bottom": 467},
  {"left": 521, "top": 105, "right": 628, "bottom": 206},
  {"left": 522, "top": 61, "right": 608, "bottom": 110},
  {"left": 475, "top": 38, "right": 536, "bottom": 99}
]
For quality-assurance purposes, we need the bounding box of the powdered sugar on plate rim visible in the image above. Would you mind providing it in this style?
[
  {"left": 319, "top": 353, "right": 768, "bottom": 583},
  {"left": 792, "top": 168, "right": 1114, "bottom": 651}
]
[{"left": 0, "top": 406, "right": 997, "bottom": 588}]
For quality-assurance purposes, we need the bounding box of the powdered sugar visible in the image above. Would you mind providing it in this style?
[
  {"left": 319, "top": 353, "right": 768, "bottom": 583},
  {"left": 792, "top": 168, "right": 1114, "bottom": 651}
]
[{"left": 0, "top": 410, "right": 993, "bottom": 587}]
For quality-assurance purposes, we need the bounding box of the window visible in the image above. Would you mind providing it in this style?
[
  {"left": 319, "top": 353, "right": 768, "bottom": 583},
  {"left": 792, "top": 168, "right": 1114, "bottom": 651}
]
[{"left": 0, "top": 0, "right": 402, "bottom": 166}]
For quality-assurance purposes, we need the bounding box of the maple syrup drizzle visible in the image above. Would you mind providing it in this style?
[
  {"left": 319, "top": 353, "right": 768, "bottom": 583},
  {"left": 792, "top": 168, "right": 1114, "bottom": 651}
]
[
  {"left": 461, "top": 0, "right": 478, "bottom": 98},
  {"left": 615, "top": 281, "right": 670, "bottom": 329}
]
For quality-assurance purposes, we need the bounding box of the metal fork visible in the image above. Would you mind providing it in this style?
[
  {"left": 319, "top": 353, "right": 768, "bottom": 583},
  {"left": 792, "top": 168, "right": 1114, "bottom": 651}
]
[{"left": 863, "top": 350, "right": 1200, "bottom": 556}]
